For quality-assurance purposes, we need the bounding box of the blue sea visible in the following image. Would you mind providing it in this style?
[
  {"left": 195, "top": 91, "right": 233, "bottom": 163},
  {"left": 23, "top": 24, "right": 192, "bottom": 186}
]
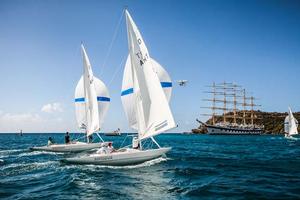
[{"left": 0, "top": 133, "right": 300, "bottom": 200}]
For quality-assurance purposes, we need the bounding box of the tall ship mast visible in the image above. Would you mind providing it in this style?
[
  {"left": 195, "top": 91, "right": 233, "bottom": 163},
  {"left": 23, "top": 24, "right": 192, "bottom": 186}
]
[{"left": 198, "top": 82, "right": 264, "bottom": 135}]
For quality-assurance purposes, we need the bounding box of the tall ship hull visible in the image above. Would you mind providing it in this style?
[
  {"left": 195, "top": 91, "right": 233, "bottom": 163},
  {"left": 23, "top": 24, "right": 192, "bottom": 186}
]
[
  {"left": 198, "top": 120, "right": 263, "bottom": 135},
  {"left": 206, "top": 124, "right": 263, "bottom": 135}
]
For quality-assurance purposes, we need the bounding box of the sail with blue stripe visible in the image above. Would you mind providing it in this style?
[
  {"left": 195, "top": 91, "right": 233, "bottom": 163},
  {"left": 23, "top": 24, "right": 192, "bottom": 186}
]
[{"left": 75, "top": 44, "right": 110, "bottom": 135}]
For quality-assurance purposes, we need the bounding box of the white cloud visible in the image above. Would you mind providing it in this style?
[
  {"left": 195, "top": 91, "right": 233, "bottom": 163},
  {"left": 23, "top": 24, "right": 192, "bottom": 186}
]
[
  {"left": 0, "top": 112, "right": 43, "bottom": 132},
  {"left": 0, "top": 111, "right": 76, "bottom": 133},
  {"left": 41, "top": 102, "right": 63, "bottom": 113},
  {"left": 1, "top": 113, "right": 43, "bottom": 123}
]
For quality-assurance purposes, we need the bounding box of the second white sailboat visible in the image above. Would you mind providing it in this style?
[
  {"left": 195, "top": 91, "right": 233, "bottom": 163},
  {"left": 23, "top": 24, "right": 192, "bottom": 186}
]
[{"left": 31, "top": 44, "right": 110, "bottom": 152}]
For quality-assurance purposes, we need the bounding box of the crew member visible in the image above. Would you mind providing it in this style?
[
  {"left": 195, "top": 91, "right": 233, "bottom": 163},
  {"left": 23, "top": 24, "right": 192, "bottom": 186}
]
[
  {"left": 65, "top": 132, "right": 71, "bottom": 144},
  {"left": 132, "top": 137, "right": 140, "bottom": 149},
  {"left": 48, "top": 137, "right": 55, "bottom": 146},
  {"left": 107, "top": 142, "right": 114, "bottom": 153},
  {"left": 88, "top": 135, "right": 93, "bottom": 143}
]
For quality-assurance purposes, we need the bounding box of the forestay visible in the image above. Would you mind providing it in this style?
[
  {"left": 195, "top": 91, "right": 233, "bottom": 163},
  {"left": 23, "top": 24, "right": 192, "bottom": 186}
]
[
  {"left": 123, "top": 10, "right": 176, "bottom": 141},
  {"left": 75, "top": 45, "right": 110, "bottom": 136}
]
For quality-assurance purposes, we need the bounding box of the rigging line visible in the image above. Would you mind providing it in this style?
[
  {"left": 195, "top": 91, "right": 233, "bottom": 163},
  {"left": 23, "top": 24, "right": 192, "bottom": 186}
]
[
  {"left": 119, "top": 133, "right": 129, "bottom": 148},
  {"left": 100, "top": 9, "right": 125, "bottom": 76},
  {"left": 107, "top": 55, "right": 127, "bottom": 87}
]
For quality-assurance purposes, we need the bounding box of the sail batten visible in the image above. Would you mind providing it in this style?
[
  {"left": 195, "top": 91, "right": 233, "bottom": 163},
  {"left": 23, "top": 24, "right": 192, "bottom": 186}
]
[{"left": 122, "top": 10, "right": 176, "bottom": 141}]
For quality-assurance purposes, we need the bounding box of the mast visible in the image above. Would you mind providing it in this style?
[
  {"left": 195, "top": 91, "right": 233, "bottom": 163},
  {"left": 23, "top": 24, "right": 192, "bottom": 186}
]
[
  {"left": 247, "top": 96, "right": 260, "bottom": 126},
  {"left": 250, "top": 96, "right": 254, "bottom": 126},
  {"left": 223, "top": 82, "right": 227, "bottom": 124},
  {"left": 242, "top": 89, "right": 246, "bottom": 125},
  {"left": 212, "top": 82, "right": 216, "bottom": 125},
  {"left": 231, "top": 84, "right": 242, "bottom": 125}
]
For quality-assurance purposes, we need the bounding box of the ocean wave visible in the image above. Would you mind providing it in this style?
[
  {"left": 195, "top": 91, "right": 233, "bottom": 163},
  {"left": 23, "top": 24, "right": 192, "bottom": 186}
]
[
  {"left": 0, "top": 160, "right": 58, "bottom": 176},
  {"left": 0, "top": 149, "right": 24, "bottom": 156},
  {"left": 17, "top": 150, "right": 64, "bottom": 157},
  {"left": 73, "top": 176, "right": 103, "bottom": 190}
]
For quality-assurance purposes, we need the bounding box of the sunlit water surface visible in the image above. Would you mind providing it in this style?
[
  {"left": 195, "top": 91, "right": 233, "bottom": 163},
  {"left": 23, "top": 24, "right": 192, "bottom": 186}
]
[{"left": 1, "top": 133, "right": 300, "bottom": 199}]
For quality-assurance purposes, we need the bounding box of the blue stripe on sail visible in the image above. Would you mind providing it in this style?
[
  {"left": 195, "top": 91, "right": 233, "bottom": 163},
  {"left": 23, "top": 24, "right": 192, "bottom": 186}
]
[
  {"left": 97, "top": 96, "right": 110, "bottom": 102},
  {"left": 75, "top": 97, "right": 85, "bottom": 102},
  {"left": 121, "top": 82, "right": 172, "bottom": 96},
  {"left": 75, "top": 96, "right": 110, "bottom": 102},
  {"left": 121, "top": 88, "right": 134, "bottom": 96},
  {"left": 161, "top": 82, "right": 172, "bottom": 88}
]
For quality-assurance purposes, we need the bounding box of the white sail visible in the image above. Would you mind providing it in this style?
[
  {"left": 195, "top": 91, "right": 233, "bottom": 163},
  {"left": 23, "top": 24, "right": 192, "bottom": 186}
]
[
  {"left": 74, "top": 45, "right": 110, "bottom": 136},
  {"left": 121, "top": 55, "right": 172, "bottom": 130},
  {"left": 123, "top": 10, "right": 176, "bottom": 141},
  {"left": 75, "top": 77, "right": 110, "bottom": 130},
  {"left": 284, "top": 115, "right": 289, "bottom": 133},
  {"left": 288, "top": 107, "right": 298, "bottom": 136}
]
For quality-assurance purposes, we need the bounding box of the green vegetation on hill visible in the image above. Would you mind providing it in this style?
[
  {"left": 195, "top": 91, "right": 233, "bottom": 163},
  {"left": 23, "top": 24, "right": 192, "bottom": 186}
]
[{"left": 192, "top": 110, "right": 300, "bottom": 134}]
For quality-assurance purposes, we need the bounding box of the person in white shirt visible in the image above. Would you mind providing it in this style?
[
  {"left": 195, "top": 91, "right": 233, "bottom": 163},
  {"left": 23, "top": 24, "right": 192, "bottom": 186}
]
[
  {"left": 48, "top": 137, "right": 55, "bottom": 146},
  {"left": 132, "top": 137, "right": 140, "bottom": 149},
  {"left": 107, "top": 142, "right": 114, "bottom": 153},
  {"left": 96, "top": 142, "right": 114, "bottom": 154}
]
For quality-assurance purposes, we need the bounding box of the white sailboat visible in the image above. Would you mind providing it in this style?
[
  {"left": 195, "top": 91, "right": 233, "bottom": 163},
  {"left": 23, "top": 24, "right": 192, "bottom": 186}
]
[
  {"left": 62, "top": 10, "right": 176, "bottom": 165},
  {"left": 284, "top": 107, "right": 298, "bottom": 139},
  {"left": 30, "top": 44, "right": 110, "bottom": 152}
]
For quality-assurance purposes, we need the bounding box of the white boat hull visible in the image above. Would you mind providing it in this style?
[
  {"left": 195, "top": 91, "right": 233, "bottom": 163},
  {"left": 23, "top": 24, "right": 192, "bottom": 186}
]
[
  {"left": 30, "top": 142, "right": 108, "bottom": 153},
  {"left": 62, "top": 147, "right": 171, "bottom": 166}
]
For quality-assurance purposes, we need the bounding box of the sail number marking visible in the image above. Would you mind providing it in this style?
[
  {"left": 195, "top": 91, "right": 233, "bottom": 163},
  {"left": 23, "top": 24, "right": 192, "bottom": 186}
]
[{"left": 94, "top": 156, "right": 113, "bottom": 161}]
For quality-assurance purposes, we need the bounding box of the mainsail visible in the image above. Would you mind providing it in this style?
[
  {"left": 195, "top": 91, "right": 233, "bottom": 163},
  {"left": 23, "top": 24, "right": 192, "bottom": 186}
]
[
  {"left": 75, "top": 44, "right": 110, "bottom": 136},
  {"left": 122, "top": 10, "right": 176, "bottom": 141},
  {"left": 284, "top": 107, "right": 298, "bottom": 136}
]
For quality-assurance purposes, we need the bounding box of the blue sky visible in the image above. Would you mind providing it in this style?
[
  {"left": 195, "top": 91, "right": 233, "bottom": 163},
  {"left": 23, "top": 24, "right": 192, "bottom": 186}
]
[{"left": 0, "top": 0, "right": 299, "bottom": 132}]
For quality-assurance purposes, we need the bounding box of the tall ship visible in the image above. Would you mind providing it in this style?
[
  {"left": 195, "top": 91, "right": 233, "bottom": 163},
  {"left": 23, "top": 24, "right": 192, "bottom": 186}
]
[{"left": 198, "top": 82, "right": 264, "bottom": 135}]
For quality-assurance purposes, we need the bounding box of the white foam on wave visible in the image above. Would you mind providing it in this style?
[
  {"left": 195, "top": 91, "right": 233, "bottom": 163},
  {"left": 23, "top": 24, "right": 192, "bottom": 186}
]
[
  {"left": 17, "top": 151, "right": 64, "bottom": 157},
  {"left": 72, "top": 176, "right": 103, "bottom": 190},
  {"left": 0, "top": 149, "right": 27, "bottom": 159},
  {"left": 0, "top": 160, "right": 58, "bottom": 172},
  {"left": 286, "top": 137, "right": 299, "bottom": 141},
  {"left": 0, "top": 149, "right": 24, "bottom": 155}
]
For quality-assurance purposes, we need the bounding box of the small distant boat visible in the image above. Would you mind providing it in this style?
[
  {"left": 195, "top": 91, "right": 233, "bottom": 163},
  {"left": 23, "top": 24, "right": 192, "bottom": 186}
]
[
  {"left": 62, "top": 10, "right": 175, "bottom": 165},
  {"left": 30, "top": 44, "right": 110, "bottom": 152},
  {"left": 284, "top": 107, "right": 298, "bottom": 139},
  {"left": 104, "top": 128, "right": 121, "bottom": 136}
]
